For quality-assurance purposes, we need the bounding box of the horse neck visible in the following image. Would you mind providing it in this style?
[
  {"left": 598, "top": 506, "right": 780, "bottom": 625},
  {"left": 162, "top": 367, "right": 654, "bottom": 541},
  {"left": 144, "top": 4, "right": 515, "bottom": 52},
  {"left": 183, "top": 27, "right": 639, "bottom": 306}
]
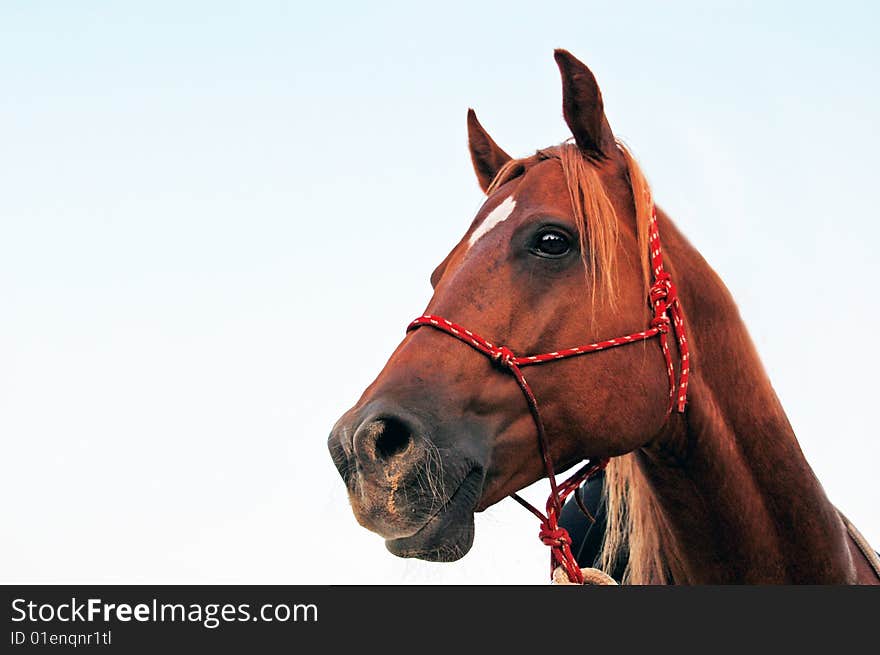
[{"left": 637, "top": 215, "right": 855, "bottom": 584}]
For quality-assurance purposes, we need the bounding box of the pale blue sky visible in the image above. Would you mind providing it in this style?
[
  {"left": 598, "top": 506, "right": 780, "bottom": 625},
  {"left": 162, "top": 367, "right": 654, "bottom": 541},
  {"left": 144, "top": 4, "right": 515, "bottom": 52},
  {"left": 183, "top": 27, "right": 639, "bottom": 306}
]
[{"left": 2, "top": 2, "right": 878, "bottom": 583}]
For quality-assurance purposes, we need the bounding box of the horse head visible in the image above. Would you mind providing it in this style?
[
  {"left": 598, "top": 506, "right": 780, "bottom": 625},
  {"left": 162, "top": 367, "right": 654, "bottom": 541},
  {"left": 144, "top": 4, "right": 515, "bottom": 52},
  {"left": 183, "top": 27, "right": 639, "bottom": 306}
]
[{"left": 328, "top": 50, "right": 672, "bottom": 562}]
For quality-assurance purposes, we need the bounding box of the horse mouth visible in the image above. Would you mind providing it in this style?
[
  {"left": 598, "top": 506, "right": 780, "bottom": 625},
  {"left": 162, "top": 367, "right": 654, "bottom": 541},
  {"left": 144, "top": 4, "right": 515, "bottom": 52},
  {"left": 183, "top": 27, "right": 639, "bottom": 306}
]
[{"left": 384, "top": 467, "right": 483, "bottom": 561}]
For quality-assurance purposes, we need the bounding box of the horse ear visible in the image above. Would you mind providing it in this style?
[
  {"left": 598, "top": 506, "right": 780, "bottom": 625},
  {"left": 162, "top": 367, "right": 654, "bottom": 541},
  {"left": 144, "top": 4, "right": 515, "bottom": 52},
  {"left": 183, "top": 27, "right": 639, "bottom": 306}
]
[
  {"left": 554, "top": 49, "right": 615, "bottom": 159},
  {"left": 467, "top": 108, "right": 512, "bottom": 193}
]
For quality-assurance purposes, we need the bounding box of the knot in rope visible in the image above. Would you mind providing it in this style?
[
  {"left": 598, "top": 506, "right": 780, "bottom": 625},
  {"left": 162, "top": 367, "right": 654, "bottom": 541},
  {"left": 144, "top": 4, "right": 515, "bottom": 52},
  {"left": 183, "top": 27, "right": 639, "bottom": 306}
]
[
  {"left": 650, "top": 314, "right": 671, "bottom": 333},
  {"left": 490, "top": 345, "right": 517, "bottom": 370},
  {"left": 649, "top": 271, "right": 677, "bottom": 306},
  {"left": 538, "top": 522, "right": 572, "bottom": 548}
]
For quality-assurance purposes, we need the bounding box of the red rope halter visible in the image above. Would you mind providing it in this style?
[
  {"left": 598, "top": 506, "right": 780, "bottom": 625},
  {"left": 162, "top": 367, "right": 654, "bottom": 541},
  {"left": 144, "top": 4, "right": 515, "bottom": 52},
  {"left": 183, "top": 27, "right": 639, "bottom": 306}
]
[{"left": 406, "top": 202, "right": 689, "bottom": 583}]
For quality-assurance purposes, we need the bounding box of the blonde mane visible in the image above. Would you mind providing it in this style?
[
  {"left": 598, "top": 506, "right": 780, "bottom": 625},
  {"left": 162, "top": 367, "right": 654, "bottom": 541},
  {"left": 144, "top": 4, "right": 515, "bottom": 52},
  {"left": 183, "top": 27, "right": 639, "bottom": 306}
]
[{"left": 488, "top": 141, "right": 681, "bottom": 584}]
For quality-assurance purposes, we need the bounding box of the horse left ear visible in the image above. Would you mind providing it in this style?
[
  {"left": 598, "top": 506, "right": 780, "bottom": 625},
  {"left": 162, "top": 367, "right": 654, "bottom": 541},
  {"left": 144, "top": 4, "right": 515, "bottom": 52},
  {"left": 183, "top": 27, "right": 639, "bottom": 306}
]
[
  {"left": 554, "top": 49, "right": 615, "bottom": 159},
  {"left": 467, "top": 109, "right": 512, "bottom": 193}
]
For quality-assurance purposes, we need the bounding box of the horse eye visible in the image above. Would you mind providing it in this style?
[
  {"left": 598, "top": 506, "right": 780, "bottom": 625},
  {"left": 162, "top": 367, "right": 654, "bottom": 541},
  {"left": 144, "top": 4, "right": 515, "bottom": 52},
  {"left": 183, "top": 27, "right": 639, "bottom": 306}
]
[{"left": 531, "top": 230, "right": 571, "bottom": 258}]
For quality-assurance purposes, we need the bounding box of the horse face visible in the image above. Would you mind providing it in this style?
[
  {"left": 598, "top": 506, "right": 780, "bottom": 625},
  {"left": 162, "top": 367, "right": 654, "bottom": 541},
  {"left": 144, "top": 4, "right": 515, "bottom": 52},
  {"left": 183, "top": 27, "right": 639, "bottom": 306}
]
[{"left": 328, "top": 51, "right": 669, "bottom": 561}]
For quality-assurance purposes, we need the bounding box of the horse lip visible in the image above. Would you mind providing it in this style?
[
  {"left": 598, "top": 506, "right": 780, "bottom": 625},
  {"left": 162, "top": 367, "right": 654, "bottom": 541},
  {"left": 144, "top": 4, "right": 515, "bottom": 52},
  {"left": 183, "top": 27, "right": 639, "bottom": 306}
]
[
  {"left": 419, "top": 467, "right": 481, "bottom": 529},
  {"left": 386, "top": 467, "right": 481, "bottom": 544}
]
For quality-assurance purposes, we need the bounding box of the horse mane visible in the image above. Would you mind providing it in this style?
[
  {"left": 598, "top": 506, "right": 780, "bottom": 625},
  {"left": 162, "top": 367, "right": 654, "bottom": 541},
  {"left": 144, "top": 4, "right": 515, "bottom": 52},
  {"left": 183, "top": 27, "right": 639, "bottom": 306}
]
[{"left": 487, "top": 140, "right": 682, "bottom": 584}]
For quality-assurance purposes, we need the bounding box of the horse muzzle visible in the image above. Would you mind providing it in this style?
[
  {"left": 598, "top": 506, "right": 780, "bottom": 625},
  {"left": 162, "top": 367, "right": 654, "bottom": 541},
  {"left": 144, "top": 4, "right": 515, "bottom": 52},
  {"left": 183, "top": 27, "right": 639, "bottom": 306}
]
[{"left": 328, "top": 404, "right": 485, "bottom": 560}]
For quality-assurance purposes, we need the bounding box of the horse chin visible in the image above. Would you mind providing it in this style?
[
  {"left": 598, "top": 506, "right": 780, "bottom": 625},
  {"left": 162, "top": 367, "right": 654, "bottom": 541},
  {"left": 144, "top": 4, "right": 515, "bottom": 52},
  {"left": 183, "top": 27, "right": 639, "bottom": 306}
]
[
  {"left": 384, "top": 514, "right": 475, "bottom": 562},
  {"left": 384, "top": 468, "right": 481, "bottom": 562}
]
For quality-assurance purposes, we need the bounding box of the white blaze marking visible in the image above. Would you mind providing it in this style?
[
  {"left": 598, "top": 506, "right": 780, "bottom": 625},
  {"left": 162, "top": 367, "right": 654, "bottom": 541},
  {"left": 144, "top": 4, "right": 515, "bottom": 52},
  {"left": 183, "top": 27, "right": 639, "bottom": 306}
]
[{"left": 467, "top": 196, "right": 516, "bottom": 248}]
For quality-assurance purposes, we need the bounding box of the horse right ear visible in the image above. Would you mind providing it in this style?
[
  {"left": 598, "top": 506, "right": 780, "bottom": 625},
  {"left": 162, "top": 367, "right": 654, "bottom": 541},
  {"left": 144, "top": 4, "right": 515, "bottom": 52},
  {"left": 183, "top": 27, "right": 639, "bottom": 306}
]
[
  {"left": 467, "top": 109, "right": 512, "bottom": 194},
  {"left": 554, "top": 49, "right": 615, "bottom": 159}
]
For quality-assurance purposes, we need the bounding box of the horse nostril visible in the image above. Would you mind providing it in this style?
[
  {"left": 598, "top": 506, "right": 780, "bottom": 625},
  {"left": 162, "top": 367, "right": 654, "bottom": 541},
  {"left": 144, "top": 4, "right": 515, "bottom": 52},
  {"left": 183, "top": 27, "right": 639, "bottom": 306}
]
[
  {"left": 374, "top": 417, "right": 413, "bottom": 461},
  {"left": 352, "top": 414, "right": 420, "bottom": 467}
]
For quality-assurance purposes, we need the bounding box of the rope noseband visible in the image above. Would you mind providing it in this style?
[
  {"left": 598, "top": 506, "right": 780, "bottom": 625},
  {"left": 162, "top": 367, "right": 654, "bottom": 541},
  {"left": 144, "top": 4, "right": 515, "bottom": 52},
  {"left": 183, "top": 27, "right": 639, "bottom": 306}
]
[{"left": 406, "top": 202, "right": 689, "bottom": 584}]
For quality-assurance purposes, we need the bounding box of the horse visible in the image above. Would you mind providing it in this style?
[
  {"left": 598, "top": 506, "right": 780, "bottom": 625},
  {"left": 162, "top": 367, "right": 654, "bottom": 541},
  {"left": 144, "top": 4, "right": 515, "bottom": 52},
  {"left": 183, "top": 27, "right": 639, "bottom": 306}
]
[{"left": 328, "top": 49, "right": 880, "bottom": 584}]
